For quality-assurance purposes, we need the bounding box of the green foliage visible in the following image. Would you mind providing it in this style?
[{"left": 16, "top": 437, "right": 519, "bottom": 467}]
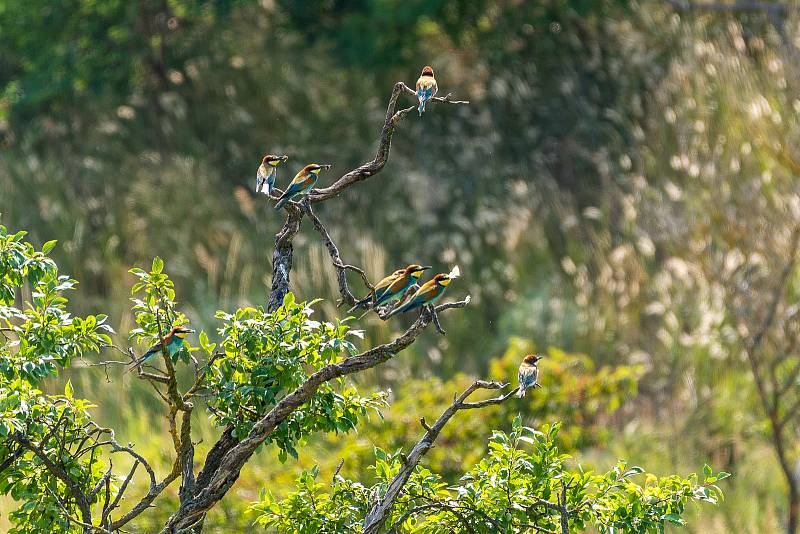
[
  {"left": 251, "top": 465, "right": 371, "bottom": 532},
  {"left": 0, "top": 224, "right": 113, "bottom": 532},
  {"left": 128, "top": 256, "right": 193, "bottom": 364},
  {"left": 0, "top": 224, "right": 112, "bottom": 383},
  {"left": 251, "top": 417, "right": 727, "bottom": 532},
  {"left": 206, "top": 293, "right": 387, "bottom": 453},
  {"left": 0, "top": 381, "right": 105, "bottom": 533}
]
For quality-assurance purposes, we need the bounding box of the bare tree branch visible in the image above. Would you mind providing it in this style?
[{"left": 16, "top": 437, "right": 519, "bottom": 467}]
[
  {"left": 303, "top": 202, "right": 359, "bottom": 307},
  {"left": 363, "top": 380, "right": 514, "bottom": 533},
  {"left": 268, "top": 205, "right": 304, "bottom": 312},
  {"left": 310, "top": 83, "right": 468, "bottom": 203}
]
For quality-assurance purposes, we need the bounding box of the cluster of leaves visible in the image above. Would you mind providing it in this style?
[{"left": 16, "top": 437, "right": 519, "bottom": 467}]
[
  {"left": 129, "top": 256, "right": 192, "bottom": 365},
  {"left": 205, "top": 293, "right": 387, "bottom": 458},
  {"left": 0, "top": 380, "right": 106, "bottom": 533},
  {"left": 0, "top": 226, "right": 112, "bottom": 383},
  {"left": 252, "top": 417, "right": 727, "bottom": 533},
  {"left": 0, "top": 224, "right": 115, "bottom": 533},
  {"left": 251, "top": 465, "right": 372, "bottom": 532}
]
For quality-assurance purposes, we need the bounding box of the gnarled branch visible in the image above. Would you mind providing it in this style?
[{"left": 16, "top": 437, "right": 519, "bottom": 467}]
[
  {"left": 163, "top": 297, "right": 470, "bottom": 531},
  {"left": 310, "top": 83, "right": 468, "bottom": 204}
]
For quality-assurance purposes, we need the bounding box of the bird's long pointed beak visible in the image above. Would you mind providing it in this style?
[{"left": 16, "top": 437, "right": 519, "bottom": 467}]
[
  {"left": 321, "top": 164, "right": 332, "bottom": 170},
  {"left": 420, "top": 265, "right": 432, "bottom": 270},
  {"left": 186, "top": 329, "right": 196, "bottom": 333},
  {"left": 280, "top": 155, "right": 289, "bottom": 162}
]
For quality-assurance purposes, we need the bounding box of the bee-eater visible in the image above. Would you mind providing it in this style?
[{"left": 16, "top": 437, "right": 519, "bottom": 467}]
[
  {"left": 415, "top": 65, "right": 438, "bottom": 116},
  {"left": 350, "top": 264, "right": 431, "bottom": 313},
  {"left": 126, "top": 325, "right": 195, "bottom": 373},
  {"left": 384, "top": 272, "right": 453, "bottom": 318},
  {"left": 274, "top": 163, "right": 332, "bottom": 210},
  {"left": 516, "top": 354, "right": 543, "bottom": 397},
  {"left": 255, "top": 154, "right": 289, "bottom": 195}
]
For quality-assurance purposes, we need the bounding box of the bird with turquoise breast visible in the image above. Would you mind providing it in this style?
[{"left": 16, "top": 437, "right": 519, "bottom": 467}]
[
  {"left": 516, "top": 354, "right": 544, "bottom": 397},
  {"left": 415, "top": 65, "right": 438, "bottom": 115},
  {"left": 255, "top": 154, "right": 289, "bottom": 195},
  {"left": 384, "top": 272, "right": 453, "bottom": 318},
  {"left": 127, "top": 325, "right": 195, "bottom": 373},
  {"left": 350, "top": 264, "right": 431, "bottom": 313},
  {"left": 275, "top": 163, "right": 332, "bottom": 209}
]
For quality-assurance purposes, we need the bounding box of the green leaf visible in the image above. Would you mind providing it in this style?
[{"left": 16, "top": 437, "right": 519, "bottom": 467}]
[
  {"left": 41, "top": 240, "right": 57, "bottom": 254},
  {"left": 152, "top": 256, "right": 164, "bottom": 274},
  {"left": 199, "top": 331, "right": 211, "bottom": 351},
  {"left": 703, "top": 463, "right": 712, "bottom": 478},
  {"left": 64, "top": 380, "right": 73, "bottom": 398},
  {"left": 665, "top": 513, "right": 685, "bottom": 525}
]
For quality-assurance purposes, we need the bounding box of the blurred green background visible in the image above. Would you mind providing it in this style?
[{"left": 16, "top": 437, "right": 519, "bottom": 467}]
[{"left": 2, "top": 0, "right": 799, "bottom": 531}]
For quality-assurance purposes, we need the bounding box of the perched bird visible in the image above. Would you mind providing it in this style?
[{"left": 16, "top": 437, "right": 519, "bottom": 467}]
[
  {"left": 126, "top": 325, "right": 195, "bottom": 373},
  {"left": 384, "top": 272, "right": 453, "bottom": 318},
  {"left": 516, "top": 354, "right": 544, "bottom": 397},
  {"left": 415, "top": 65, "right": 438, "bottom": 116},
  {"left": 274, "top": 163, "right": 332, "bottom": 210},
  {"left": 255, "top": 154, "right": 289, "bottom": 195},
  {"left": 349, "top": 264, "right": 431, "bottom": 313}
]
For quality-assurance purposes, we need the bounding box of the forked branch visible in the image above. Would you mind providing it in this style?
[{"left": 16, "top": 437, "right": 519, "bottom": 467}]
[{"left": 364, "top": 380, "right": 518, "bottom": 533}]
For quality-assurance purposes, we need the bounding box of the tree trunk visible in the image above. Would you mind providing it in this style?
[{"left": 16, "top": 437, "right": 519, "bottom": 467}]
[
  {"left": 267, "top": 209, "right": 302, "bottom": 311},
  {"left": 789, "top": 482, "right": 798, "bottom": 534}
]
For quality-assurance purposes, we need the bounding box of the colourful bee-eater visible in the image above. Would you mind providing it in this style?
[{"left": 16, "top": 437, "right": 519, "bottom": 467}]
[
  {"left": 126, "top": 325, "right": 195, "bottom": 373},
  {"left": 516, "top": 354, "right": 543, "bottom": 397},
  {"left": 255, "top": 154, "right": 289, "bottom": 195},
  {"left": 384, "top": 272, "right": 453, "bottom": 318},
  {"left": 274, "top": 163, "right": 332, "bottom": 210},
  {"left": 349, "top": 264, "right": 432, "bottom": 313},
  {"left": 415, "top": 65, "right": 438, "bottom": 116}
]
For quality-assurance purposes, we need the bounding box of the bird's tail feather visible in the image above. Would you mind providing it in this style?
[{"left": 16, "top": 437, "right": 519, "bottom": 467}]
[
  {"left": 418, "top": 100, "right": 426, "bottom": 115},
  {"left": 274, "top": 195, "right": 290, "bottom": 210},
  {"left": 347, "top": 297, "right": 371, "bottom": 314},
  {"left": 516, "top": 387, "right": 526, "bottom": 398},
  {"left": 125, "top": 357, "right": 143, "bottom": 374}
]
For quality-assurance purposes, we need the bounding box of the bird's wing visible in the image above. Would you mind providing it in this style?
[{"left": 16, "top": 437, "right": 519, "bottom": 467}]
[
  {"left": 290, "top": 171, "right": 310, "bottom": 186},
  {"left": 423, "top": 84, "right": 435, "bottom": 99},
  {"left": 143, "top": 339, "right": 164, "bottom": 358},
  {"left": 256, "top": 165, "right": 269, "bottom": 193},
  {"left": 416, "top": 78, "right": 436, "bottom": 99},
  {"left": 127, "top": 339, "right": 164, "bottom": 372},
  {"left": 372, "top": 272, "right": 402, "bottom": 300},
  {"left": 386, "top": 274, "right": 410, "bottom": 294},
  {"left": 404, "top": 281, "right": 440, "bottom": 308},
  {"left": 281, "top": 178, "right": 308, "bottom": 198},
  {"left": 375, "top": 271, "right": 400, "bottom": 290},
  {"left": 416, "top": 77, "right": 429, "bottom": 100},
  {"left": 518, "top": 364, "right": 538, "bottom": 389}
]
